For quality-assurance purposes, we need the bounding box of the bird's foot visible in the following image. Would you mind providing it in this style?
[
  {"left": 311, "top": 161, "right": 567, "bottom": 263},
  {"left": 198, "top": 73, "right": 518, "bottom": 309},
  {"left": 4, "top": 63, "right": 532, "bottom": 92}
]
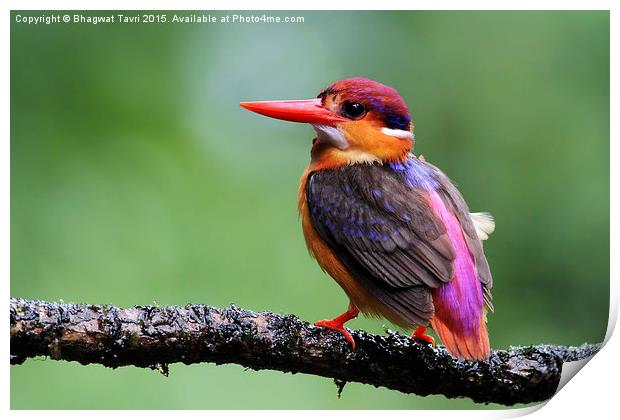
[
  {"left": 314, "top": 319, "right": 356, "bottom": 348},
  {"left": 314, "top": 305, "right": 359, "bottom": 349},
  {"left": 412, "top": 326, "right": 436, "bottom": 346}
]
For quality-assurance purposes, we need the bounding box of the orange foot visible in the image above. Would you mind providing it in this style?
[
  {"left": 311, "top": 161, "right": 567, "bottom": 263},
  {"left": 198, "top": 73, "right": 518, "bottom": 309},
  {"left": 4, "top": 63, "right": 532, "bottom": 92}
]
[
  {"left": 314, "top": 304, "right": 359, "bottom": 349},
  {"left": 412, "top": 326, "right": 436, "bottom": 346}
]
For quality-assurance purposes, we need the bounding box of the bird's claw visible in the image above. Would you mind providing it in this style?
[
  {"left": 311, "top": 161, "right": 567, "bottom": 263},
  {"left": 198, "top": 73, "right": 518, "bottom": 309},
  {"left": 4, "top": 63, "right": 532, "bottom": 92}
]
[
  {"left": 314, "top": 319, "right": 356, "bottom": 349},
  {"left": 412, "top": 327, "right": 436, "bottom": 346}
]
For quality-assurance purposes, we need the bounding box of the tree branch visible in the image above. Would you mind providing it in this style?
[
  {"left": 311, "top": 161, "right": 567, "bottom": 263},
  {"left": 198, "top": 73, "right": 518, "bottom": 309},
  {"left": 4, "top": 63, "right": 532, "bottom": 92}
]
[{"left": 10, "top": 298, "right": 600, "bottom": 405}]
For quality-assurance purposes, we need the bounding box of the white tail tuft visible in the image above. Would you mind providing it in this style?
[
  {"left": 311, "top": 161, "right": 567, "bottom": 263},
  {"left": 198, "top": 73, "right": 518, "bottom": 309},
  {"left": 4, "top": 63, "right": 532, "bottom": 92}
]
[{"left": 470, "top": 212, "right": 495, "bottom": 241}]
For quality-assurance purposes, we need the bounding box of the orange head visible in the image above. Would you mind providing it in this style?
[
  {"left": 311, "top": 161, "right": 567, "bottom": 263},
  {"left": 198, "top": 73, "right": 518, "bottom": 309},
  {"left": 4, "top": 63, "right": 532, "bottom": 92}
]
[{"left": 240, "top": 78, "right": 414, "bottom": 168}]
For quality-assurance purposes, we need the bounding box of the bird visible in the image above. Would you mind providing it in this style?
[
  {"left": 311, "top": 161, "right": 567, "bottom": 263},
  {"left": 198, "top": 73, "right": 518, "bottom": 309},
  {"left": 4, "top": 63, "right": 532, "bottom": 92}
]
[{"left": 240, "top": 77, "right": 495, "bottom": 360}]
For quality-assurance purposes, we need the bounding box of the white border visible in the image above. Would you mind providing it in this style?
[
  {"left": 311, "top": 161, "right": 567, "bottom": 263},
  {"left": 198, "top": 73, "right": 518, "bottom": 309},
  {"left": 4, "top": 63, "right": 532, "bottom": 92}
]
[
  {"left": 2, "top": 0, "right": 618, "bottom": 11},
  {"left": 3, "top": 1, "right": 617, "bottom": 419}
]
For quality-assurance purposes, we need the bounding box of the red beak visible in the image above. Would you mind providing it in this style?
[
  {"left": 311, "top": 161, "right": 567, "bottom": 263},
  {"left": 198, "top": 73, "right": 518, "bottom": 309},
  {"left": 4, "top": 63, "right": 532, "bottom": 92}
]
[{"left": 240, "top": 99, "right": 347, "bottom": 126}]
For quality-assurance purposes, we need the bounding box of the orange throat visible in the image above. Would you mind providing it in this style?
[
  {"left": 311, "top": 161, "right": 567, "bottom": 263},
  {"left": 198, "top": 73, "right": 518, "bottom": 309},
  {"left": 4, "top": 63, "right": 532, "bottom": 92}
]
[{"left": 308, "top": 118, "right": 414, "bottom": 170}]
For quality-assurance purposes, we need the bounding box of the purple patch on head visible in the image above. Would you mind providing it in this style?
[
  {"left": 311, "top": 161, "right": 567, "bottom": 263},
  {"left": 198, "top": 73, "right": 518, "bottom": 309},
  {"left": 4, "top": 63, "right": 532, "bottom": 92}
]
[{"left": 427, "top": 190, "right": 483, "bottom": 338}]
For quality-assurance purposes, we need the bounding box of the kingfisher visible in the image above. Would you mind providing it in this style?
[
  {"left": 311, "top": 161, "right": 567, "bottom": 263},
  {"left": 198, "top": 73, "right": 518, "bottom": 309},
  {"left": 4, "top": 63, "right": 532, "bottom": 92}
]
[{"left": 240, "top": 78, "right": 495, "bottom": 360}]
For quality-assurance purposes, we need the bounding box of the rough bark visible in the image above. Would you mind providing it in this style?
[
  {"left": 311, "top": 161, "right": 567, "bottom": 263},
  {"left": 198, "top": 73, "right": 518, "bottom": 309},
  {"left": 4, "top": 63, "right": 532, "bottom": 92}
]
[{"left": 10, "top": 298, "right": 601, "bottom": 406}]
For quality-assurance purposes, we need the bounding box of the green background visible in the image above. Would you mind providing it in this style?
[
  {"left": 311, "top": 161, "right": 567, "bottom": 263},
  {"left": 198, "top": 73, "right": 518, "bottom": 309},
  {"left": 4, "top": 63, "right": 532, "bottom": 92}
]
[{"left": 11, "top": 11, "right": 609, "bottom": 409}]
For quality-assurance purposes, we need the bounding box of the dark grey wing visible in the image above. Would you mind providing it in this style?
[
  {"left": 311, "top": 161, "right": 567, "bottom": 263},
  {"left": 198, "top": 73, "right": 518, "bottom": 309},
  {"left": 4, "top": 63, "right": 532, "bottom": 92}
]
[{"left": 306, "top": 164, "right": 456, "bottom": 326}]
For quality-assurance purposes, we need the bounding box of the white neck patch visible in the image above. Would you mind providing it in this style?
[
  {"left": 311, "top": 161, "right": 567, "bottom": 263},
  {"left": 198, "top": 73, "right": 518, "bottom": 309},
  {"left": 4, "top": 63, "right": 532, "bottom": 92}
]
[
  {"left": 381, "top": 127, "right": 414, "bottom": 139},
  {"left": 312, "top": 125, "right": 349, "bottom": 149}
]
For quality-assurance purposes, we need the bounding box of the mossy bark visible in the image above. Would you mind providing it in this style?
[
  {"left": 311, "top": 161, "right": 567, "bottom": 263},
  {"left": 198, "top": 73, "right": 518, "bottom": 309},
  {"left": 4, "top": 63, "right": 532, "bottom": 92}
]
[{"left": 10, "top": 298, "right": 601, "bottom": 405}]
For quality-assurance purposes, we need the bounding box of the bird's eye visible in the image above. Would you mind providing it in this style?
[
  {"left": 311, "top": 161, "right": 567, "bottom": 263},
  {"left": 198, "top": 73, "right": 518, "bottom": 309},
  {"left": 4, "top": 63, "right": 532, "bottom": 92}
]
[{"left": 342, "top": 102, "right": 366, "bottom": 120}]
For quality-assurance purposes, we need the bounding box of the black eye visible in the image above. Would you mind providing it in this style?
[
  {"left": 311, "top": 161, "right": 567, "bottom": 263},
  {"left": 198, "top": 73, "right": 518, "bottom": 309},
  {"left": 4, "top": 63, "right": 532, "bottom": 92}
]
[{"left": 342, "top": 102, "right": 366, "bottom": 119}]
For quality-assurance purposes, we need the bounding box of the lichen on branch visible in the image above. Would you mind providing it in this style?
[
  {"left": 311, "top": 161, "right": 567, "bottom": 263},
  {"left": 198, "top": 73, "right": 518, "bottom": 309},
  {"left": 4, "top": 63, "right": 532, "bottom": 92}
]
[{"left": 10, "top": 298, "right": 601, "bottom": 406}]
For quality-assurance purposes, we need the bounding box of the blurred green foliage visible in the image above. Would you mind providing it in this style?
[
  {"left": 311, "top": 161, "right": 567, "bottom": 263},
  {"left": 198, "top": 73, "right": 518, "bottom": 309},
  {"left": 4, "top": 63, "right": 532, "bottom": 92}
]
[{"left": 11, "top": 11, "right": 609, "bottom": 409}]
